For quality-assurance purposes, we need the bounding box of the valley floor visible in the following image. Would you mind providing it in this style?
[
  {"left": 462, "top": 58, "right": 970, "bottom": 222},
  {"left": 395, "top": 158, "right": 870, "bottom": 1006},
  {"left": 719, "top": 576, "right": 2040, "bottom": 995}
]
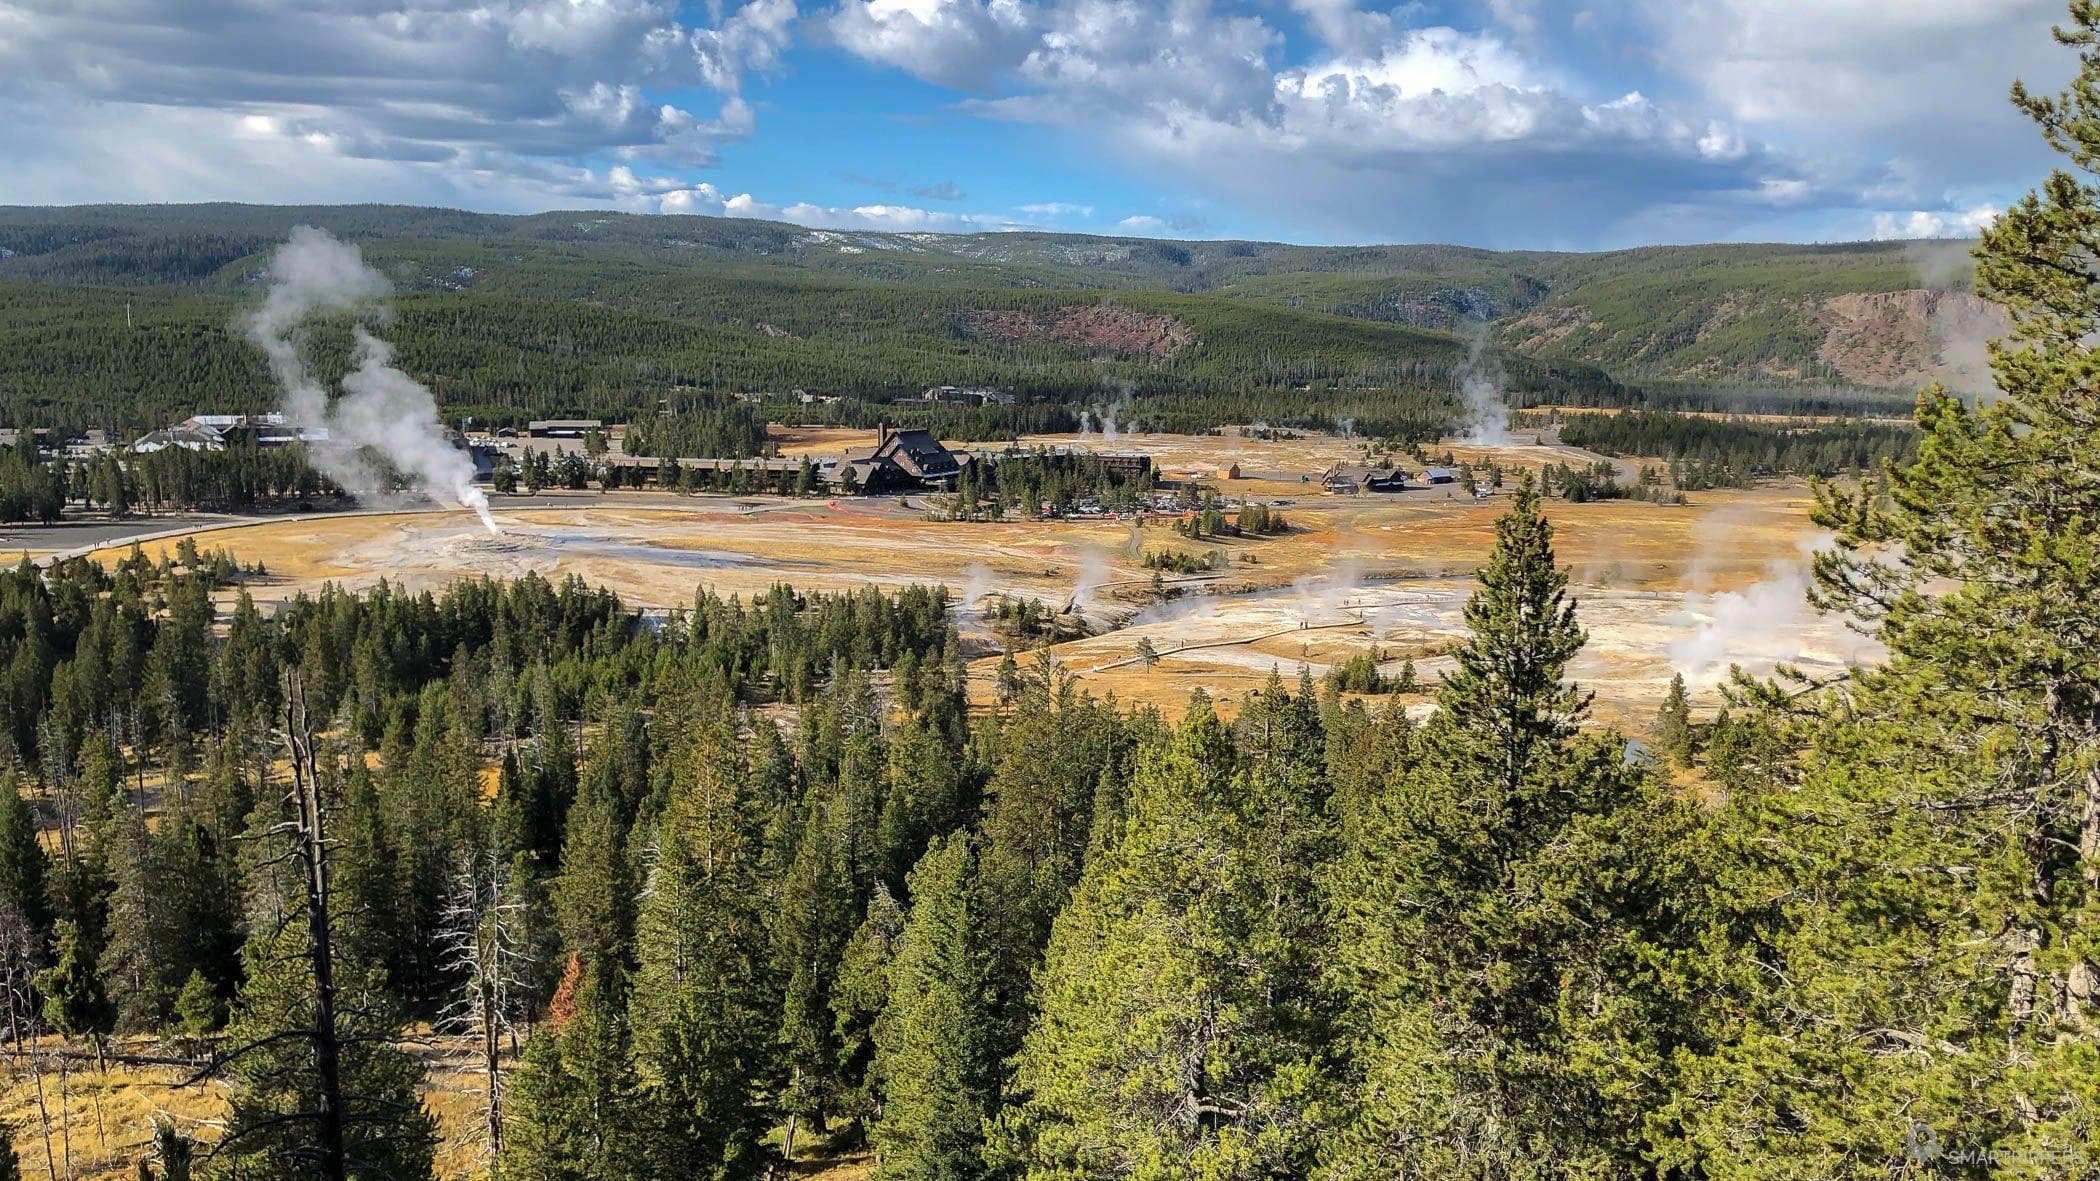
[{"left": 42, "top": 431, "right": 1854, "bottom": 729}]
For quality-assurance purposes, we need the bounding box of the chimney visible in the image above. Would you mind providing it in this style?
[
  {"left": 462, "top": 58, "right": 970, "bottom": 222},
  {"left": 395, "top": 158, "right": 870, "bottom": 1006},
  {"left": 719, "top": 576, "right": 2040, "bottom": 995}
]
[{"left": 878, "top": 419, "right": 892, "bottom": 446}]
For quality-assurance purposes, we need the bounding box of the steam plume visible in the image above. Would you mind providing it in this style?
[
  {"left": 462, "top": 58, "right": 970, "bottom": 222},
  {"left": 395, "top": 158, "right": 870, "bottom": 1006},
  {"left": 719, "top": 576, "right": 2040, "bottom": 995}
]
[
  {"left": 1669, "top": 538, "right": 1878, "bottom": 680},
  {"left": 1455, "top": 324, "right": 1513, "bottom": 446},
  {"left": 245, "top": 226, "right": 498, "bottom": 533},
  {"left": 960, "top": 564, "right": 994, "bottom": 617},
  {"left": 1069, "top": 550, "right": 1112, "bottom": 616}
]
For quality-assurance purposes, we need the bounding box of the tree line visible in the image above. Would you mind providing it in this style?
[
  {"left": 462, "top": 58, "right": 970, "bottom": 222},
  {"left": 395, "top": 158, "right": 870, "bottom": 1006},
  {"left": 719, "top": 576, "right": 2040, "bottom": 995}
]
[{"left": 1555, "top": 408, "right": 1915, "bottom": 483}]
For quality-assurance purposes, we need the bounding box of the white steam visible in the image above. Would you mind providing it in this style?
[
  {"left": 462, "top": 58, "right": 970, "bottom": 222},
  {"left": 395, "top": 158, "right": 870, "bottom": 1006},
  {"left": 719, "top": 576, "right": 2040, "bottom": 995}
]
[
  {"left": 245, "top": 226, "right": 498, "bottom": 534},
  {"left": 1290, "top": 540, "right": 1371, "bottom": 625},
  {"left": 960, "top": 564, "right": 994, "bottom": 617},
  {"left": 1668, "top": 538, "right": 1879, "bottom": 681},
  {"left": 1905, "top": 239, "right": 2009, "bottom": 402},
  {"left": 1069, "top": 550, "right": 1113, "bottom": 617},
  {"left": 1455, "top": 324, "right": 1513, "bottom": 446},
  {"left": 1079, "top": 378, "right": 1135, "bottom": 442}
]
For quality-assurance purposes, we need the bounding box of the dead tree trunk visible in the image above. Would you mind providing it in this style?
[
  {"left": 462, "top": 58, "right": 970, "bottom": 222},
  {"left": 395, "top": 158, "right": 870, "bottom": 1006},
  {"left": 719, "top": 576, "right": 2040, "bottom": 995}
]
[{"left": 284, "top": 691, "right": 349, "bottom": 1181}]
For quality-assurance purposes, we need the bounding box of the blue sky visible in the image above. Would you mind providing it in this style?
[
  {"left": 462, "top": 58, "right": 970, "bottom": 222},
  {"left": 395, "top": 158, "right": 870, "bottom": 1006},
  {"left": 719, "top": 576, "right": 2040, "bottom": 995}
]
[{"left": 0, "top": 0, "right": 2071, "bottom": 248}]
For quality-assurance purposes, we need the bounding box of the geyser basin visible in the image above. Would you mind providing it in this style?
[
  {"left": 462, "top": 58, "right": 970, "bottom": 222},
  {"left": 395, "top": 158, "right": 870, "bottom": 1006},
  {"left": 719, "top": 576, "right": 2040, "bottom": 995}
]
[{"left": 430, "top": 524, "right": 764, "bottom": 571}]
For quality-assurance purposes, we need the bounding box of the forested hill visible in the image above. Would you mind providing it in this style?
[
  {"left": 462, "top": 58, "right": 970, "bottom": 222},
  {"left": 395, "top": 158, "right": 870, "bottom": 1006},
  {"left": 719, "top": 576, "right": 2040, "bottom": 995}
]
[{"left": 0, "top": 203, "right": 1980, "bottom": 433}]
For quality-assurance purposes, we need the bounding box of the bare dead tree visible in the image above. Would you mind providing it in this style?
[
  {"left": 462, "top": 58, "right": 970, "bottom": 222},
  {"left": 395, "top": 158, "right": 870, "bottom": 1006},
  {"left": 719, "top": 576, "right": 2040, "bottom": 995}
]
[
  {"left": 0, "top": 901, "right": 38, "bottom": 1055},
  {"left": 0, "top": 908, "right": 56, "bottom": 1181},
  {"left": 437, "top": 841, "right": 532, "bottom": 1169},
  {"left": 194, "top": 684, "right": 352, "bottom": 1181},
  {"left": 191, "top": 680, "right": 435, "bottom": 1181}
]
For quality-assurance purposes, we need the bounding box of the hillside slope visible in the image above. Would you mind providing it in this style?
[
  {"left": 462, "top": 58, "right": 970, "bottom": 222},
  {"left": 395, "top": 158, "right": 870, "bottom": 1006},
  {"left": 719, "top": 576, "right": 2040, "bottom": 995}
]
[{"left": 0, "top": 204, "right": 1991, "bottom": 432}]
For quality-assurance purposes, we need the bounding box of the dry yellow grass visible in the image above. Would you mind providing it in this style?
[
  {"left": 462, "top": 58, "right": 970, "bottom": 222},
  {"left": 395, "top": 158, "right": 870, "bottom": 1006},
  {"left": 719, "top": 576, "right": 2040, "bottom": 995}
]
[
  {"left": 0, "top": 1033, "right": 879, "bottom": 1180},
  {"left": 74, "top": 432, "right": 1837, "bottom": 728},
  {"left": 0, "top": 1034, "right": 513, "bottom": 1181},
  {"left": 0, "top": 1051, "right": 220, "bottom": 1180}
]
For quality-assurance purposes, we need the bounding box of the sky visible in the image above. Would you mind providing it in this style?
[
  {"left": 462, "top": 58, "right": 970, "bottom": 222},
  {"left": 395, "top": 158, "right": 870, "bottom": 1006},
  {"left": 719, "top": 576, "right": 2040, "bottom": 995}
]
[{"left": 0, "top": 0, "right": 2072, "bottom": 249}]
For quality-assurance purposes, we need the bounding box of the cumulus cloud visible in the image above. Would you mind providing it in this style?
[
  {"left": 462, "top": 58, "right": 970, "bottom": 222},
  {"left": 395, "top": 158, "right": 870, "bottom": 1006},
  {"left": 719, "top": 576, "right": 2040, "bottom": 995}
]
[
  {"left": 826, "top": 0, "right": 1040, "bottom": 90},
  {"left": 0, "top": 0, "right": 795, "bottom": 200},
  {"left": 823, "top": 0, "right": 1812, "bottom": 244},
  {"left": 656, "top": 181, "right": 1043, "bottom": 231},
  {"left": 1871, "top": 203, "right": 2001, "bottom": 241},
  {"left": 812, "top": 0, "right": 2063, "bottom": 243},
  {"left": 0, "top": 0, "right": 2071, "bottom": 248},
  {"left": 1629, "top": 0, "right": 2063, "bottom": 207}
]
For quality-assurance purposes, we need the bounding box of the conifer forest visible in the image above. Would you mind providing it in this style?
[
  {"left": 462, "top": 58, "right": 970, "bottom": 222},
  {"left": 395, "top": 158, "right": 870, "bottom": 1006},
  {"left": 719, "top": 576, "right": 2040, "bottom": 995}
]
[{"left": 3, "top": 5, "right": 2100, "bottom": 1181}]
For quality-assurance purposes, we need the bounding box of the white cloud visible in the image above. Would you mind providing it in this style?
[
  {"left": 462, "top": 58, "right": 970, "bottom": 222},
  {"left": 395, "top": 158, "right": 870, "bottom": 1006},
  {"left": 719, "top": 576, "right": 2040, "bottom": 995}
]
[
  {"left": 816, "top": 0, "right": 2060, "bottom": 245},
  {"left": 1871, "top": 203, "right": 2000, "bottom": 241},
  {"left": 1019, "top": 201, "right": 1094, "bottom": 217},
  {"left": 824, "top": 0, "right": 1806, "bottom": 243},
  {"left": 0, "top": 0, "right": 795, "bottom": 192},
  {"left": 1630, "top": 0, "right": 2063, "bottom": 205},
  {"left": 657, "top": 181, "right": 1034, "bottom": 231},
  {"left": 826, "top": 0, "right": 1039, "bottom": 90},
  {"left": 1116, "top": 214, "right": 1168, "bottom": 232}
]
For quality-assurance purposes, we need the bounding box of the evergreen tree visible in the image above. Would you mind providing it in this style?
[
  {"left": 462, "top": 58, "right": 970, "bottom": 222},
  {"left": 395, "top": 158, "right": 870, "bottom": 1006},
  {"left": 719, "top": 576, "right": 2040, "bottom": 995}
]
[
  {"left": 150, "top": 1121, "right": 191, "bottom": 1181},
  {"left": 553, "top": 774, "right": 634, "bottom": 978},
  {"left": 1664, "top": 14, "right": 2100, "bottom": 1168},
  {"left": 98, "top": 801, "right": 176, "bottom": 1031},
  {"left": 830, "top": 885, "right": 904, "bottom": 1138},
  {"left": 771, "top": 792, "right": 857, "bottom": 1157},
  {"left": 875, "top": 715, "right": 968, "bottom": 898},
  {"left": 0, "top": 775, "right": 49, "bottom": 941},
  {"left": 629, "top": 725, "right": 771, "bottom": 1178},
  {"left": 34, "top": 918, "right": 111, "bottom": 1053},
  {"left": 995, "top": 697, "right": 1324, "bottom": 1178},
  {"left": 869, "top": 836, "right": 992, "bottom": 1181},
  {"left": 1323, "top": 475, "right": 1702, "bottom": 1178},
  {"left": 1654, "top": 671, "right": 1693, "bottom": 766},
  {"left": 500, "top": 961, "right": 647, "bottom": 1181}
]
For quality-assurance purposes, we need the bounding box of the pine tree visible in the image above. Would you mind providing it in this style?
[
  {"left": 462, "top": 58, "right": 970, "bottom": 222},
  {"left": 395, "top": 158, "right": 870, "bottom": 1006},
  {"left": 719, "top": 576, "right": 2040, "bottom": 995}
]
[
  {"left": 1664, "top": 12, "right": 2100, "bottom": 1168},
  {"left": 34, "top": 918, "right": 110, "bottom": 1053},
  {"left": 869, "top": 836, "right": 992, "bottom": 1181},
  {"left": 629, "top": 724, "right": 771, "bottom": 1179},
  {"left": 1323, "top": 475, "right": 1702, "bottom": 1178},
  {"left": 830, "top": 885, "right": 904, "bottom": 1137},
  {"left": 1393, "top": 656, "right": 1418, "bottom": 694},
  {"left": 554, "top": 774, "right": 634, "bottom": 979},
  {"left": 973, "top": 675, "right": 1113, "bottom": 1069},
  {"left": 0, "top": 775, "right": 48, "bottom": 941},
  {"left": 175, "top": 969, "right": 224, "bottom": 1057},
  {"left": 995, "top": 697, "right": 1324, "bottom": 1178},
  {"left": 150, "top": 1121, "right": 191, "bottom": 1181},
  {"left": 98, "top": 801, "right": 174, "bottom": 1031},
  {"left": 875, "top": 714, "right": 968, "bottom": 898},
  {"left": 771, "top": 792, "right": 856, "bottom": 1158},
  {"left": 500, "top": 960, "right": 646, "bottom": 1181},
  {"left": 1654, "top": 671, "right": 1693, "bottom": 766}
]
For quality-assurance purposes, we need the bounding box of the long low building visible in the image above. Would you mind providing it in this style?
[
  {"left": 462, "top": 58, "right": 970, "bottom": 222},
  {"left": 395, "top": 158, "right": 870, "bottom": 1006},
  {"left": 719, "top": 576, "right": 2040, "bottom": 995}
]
[
  {"left": 527, "top": 419, "right": 603, "bottom": 438},
  {"left": 603, "top": 455, "right": 807, "bottom": 474}
]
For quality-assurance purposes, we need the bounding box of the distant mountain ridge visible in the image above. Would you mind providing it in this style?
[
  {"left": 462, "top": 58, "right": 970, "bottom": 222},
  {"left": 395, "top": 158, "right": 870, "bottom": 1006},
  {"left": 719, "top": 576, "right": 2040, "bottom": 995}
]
[{"left": 0, "top": 203, "right": 1993, "bottom": 414}]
